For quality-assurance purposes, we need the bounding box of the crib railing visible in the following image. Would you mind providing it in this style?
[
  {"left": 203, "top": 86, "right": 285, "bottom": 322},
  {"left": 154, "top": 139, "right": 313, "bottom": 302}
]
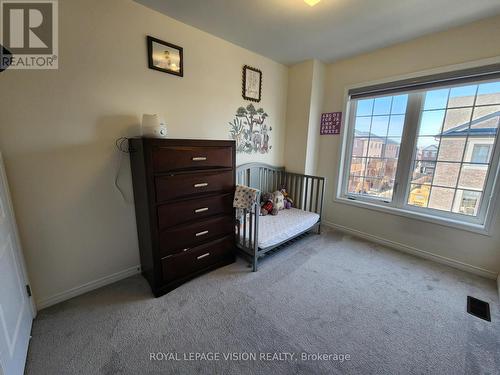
[
  {"left": 235, "top": 201, "right": 260, "bottom": 266},
  {"left": 235, "top": 163, "right": 326, "bottom": 271},
  {"left": 236, "top": 163, "right": 285, "bottom": 194},
  {"left": 236, "top": 163, "right": 325, "bottom": 214},
  {"left": 280, "top": 171, "right": 325, "bottom": 215}
]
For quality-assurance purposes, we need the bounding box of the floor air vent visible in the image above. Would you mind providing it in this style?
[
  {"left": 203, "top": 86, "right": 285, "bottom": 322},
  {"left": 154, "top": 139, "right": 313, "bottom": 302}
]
[{"left": 467, "top": 296, "right": 491, "bottom": 322}]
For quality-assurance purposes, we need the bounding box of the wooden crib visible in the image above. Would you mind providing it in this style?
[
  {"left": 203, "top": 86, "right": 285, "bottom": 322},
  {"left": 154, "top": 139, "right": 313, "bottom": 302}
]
[{"left": 235, "top": 163, "right": 326, "bottom": 271}]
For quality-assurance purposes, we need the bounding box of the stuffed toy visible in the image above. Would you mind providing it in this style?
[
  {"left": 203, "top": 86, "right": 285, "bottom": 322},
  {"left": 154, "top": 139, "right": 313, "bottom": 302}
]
[
  {"left": 280, "top": 188, "right": 293, "bottom": 209},
  {"left": 273, "top": 190, "right": 285, "bottom": 210},
  {"left": 261, "top": 192, "right": 274, "bottom": 203},
  {"left": 260, "top": 201, "right": 273, "bottom": 216},
  {"left": 260, "top": 192, "right": 278, "bottom": 216},
  {"left": 284, "top": 199, "right": 292, "bottom": 209}
]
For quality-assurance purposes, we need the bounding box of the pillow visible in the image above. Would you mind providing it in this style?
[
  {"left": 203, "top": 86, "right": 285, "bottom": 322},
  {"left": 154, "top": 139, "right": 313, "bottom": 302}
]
[{"left": 273, "top": 191, "right": 284, "bottom": 210}]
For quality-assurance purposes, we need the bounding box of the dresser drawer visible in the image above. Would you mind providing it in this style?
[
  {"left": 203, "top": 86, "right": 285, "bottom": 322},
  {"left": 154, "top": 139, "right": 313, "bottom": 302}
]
[
  {"left": 155, "top": 170, "right": 233, "bottom": 202},
  {"left": 152, "top": 146, "right": 233, "bottom": 172},
  {"left": 159, "top": 215, "right": 234, "bottom": 256},
  {"left": 161, "top": 236, "right": 234, "bottom": 283},
  {"left": 158, "top": 193, "right": 233, "bottom": 230}
]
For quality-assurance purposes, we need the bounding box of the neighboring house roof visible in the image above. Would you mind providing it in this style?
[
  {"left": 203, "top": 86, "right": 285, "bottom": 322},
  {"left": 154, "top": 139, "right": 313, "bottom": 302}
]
[
  {"left": 422, "top": 144, "right": 438, "bottom": 151},
  {"left": 440, "top": 111, "right": 499, "bottom": 138},
  {"left": 354, "top": 130, "right": 399, "bottom": 144},
  {"left": 354, "top": 130, "right": 375, "bottom": 137}
]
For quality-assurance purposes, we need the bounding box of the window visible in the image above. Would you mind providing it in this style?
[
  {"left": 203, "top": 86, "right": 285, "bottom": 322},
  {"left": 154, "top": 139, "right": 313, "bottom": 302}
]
[
  {"left": 459, "top": 191, "right": 481, "bottom": 216},
  {"left": 471, "top": 144, "right": 492, "bottom": 163},
  {"left": 347, "top": 94, "right": 407, "bottom": 201},
  {"left": 340, "top": 65, "right": 500, "bottom": 230}
]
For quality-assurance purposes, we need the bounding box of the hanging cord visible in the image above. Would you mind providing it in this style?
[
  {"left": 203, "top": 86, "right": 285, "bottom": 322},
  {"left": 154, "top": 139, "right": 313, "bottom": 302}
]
[
  {"left": 115, "top": 137, "right": 133, "bottom": 203},
  {"left": 115, "top": 137, "right": 132, "bottom": 153}
]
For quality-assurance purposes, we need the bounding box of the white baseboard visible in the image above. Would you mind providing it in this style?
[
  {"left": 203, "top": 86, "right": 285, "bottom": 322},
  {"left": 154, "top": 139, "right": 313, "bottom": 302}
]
[
  {"left": 36, "top": 265, "right": 141, "bottom": 310},
  {"left": 323, "top": 221, "right": 498, "bottom": 280}
]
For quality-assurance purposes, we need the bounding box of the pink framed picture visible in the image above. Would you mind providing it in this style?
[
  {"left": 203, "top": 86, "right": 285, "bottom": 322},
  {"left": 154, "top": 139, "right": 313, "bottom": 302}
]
[{"left": 320, "top": 112, "right": 342, "bottom": 135}]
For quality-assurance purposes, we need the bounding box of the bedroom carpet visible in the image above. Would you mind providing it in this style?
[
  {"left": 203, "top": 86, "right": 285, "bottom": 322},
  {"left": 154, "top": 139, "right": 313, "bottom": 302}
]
[{"left": 25, "top": 228, "right": 500, "bottom": 375}]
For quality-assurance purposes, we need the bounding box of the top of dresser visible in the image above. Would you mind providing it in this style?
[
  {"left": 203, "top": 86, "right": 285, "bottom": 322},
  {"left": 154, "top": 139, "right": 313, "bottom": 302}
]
[{"left": 130, "top": 137, "right": 235, "bottom": 146}]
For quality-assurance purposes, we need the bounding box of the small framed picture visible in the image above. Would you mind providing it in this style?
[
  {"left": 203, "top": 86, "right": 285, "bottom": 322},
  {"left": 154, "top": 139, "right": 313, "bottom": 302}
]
[
  {"left": 147, "top": 36, "right": 183, "bottom": 77},
  {"left": 242, "top": 65, "right": 262, "bottom": 102}
]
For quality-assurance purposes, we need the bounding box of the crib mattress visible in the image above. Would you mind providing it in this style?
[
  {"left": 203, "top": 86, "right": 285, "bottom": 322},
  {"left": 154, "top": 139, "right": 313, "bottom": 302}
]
[{"left": 243, "top": 208, "right": 319, "bottom": 249}]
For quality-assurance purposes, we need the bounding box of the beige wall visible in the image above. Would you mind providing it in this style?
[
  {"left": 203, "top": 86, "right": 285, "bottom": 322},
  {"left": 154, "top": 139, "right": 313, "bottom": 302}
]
[
  {"left": 284, "top": 61, "right": 313, "bottom": 173},
  {"left": 316, "top": 15, "right": 500, "bottom": 275},
  {"left": 284, "top": 59, "right": 325, "bottom": 174},
  {"left": 305, "top": 60, "right": 325, "bottom": 175},
  {"left": 0, "top": 0, "right": 288, "bottom": 307}
]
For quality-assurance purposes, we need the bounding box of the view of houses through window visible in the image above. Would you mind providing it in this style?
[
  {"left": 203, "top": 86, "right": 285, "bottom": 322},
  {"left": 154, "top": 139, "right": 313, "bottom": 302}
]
[
  {"left": 348, "top": 94, "right": 407, "bottom": 201},
  {"left": 345, "top": 78, "right": 500, "bottom": 223}
]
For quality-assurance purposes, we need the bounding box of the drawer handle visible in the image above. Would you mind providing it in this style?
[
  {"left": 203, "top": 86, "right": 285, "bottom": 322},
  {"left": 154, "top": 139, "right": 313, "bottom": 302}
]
[
  {"left": 197, "top": 252, "right": 210, "bottom": 260},
  {"left": 195, "top": 207, "right": 209, "bottom": 213},
  {"left": 192, "top": 156, "right": 207, "bottom": 161},
  {"left": 195, "top": 230, "right": 209, "bottom": 237},
  {"left": 194, "top": 182, "right": 208, "bottom": 188}
]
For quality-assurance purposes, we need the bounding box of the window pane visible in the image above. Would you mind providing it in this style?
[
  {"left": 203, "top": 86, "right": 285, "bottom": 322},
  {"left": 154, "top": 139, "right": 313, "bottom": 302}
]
[
  {"left": 363, "top": 177, "right": 394, "bottom": 199},
  {"left": 391, "top": 95, "right": 408, "bottom": 115},
  {"left": 453, "top": 190, "right": 482, "bottom": 216},
  {"left": 433, "top": 162, "right": 460, "bottom": 187},
  {"left": 408, "top": 184, "right": 430, "bottom": 207},
  {"left": 411, "top": 160, "right": 435, "bottom": 185},
  {"left": 476, "top": 82, "right": 500, "bottom": 105},
  {"left": 423, "top": 89, "right": 449, "bottom": 110},
  {"left": 437, "top": 138, "right": 465, "bottom": 162},
  {"left": 442, "top": 107, "right": 472, "bottom": 132},
  {"left": 419, "top": 110, "right": 445, "bottom": 135},
  {"left": 363, "top": 177, "right": 382, "bottom": 194},
  {"left": 354, "top": 117, "right": 371, "bottom": 133},
  {"left": 428, "top": 187, "right": 455, "bottom": 212},
  {"left": 384, "top": 137, "right": 401, "bottom": 158},
  {"left": 457, "top": 164, "right": 487, "bottom": 191},
  {"left": 383, "top": 159, "right": 398, "bottom": 181},
  {"left": 373, "top": 97, "right": 392, "bottom": 115},
  {"left": 416, "top": 137, "right": 440, "bottom": 161},
  {"left": 352, "top": 138, "right": 369, "bottom": 157},
  {"left": 471, "top": 105, "right": 500, "bottom": 130},
  {"left": 367, "top": 138, "right": 384, "bottom": 157},
  {"left": 366, "top": 158, "right": 384, "bottom": 177},
  {"left": 365, "top": 158, "right": 397, "bottom": 181},
  {"left": 348, "top": 176, "right": 364, "bottom": 194},
  {"left": 370, "top": 116, "right": 390, "bottom": 137},
  {"left": 356, "top": 99, "right": 373, "bottom": 116},
  {"left": 387, "top": 115, "right": 405, "bottom": 136},
  {"left": 448, "top": 85, "right": 477, "bottom": 108},
  {"left": 350, "top": 157, "right": 366, "bottom": 176}
]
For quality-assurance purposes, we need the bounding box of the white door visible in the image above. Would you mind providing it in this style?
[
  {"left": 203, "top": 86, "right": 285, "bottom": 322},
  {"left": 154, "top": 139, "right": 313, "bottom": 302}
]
[{"left": 0, "top": 153, "right": 35, "bottom": 375}]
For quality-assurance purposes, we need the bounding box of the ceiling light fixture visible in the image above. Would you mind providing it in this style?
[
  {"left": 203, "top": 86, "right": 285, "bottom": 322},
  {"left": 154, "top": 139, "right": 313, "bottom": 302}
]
[{"left": 304, "top": 0, "right": 321, "bottom": 6}]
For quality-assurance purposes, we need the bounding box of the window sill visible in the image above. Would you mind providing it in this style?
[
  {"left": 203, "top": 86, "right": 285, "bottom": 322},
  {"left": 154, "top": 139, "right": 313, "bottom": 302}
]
[{"left": 334, "top": 196, "right": 491, "bottom": 236}]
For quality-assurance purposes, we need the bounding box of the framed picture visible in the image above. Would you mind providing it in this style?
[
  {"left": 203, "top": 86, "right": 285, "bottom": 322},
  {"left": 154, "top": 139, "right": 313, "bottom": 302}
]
[
  {"left": 147, "top": 36, "right": 183, "bottom": 77},
  {"left": 242, "top": 65, "right": 262, "bottom": 102}
]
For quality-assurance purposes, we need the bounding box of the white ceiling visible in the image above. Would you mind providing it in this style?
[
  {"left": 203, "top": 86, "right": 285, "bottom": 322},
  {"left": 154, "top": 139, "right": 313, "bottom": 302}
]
[{"left": 135, "top": 0, "right": 500, "bottom": 65}]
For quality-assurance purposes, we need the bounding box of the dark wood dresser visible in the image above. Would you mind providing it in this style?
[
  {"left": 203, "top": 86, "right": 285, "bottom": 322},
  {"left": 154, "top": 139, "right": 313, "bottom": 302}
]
[{"left": 129, "top": 138, "right": 236, "bottom": 297}]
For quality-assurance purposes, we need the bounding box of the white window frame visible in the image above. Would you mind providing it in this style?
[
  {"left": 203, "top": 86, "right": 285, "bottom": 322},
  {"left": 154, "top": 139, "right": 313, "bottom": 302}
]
[{"left": 335, "top": 59, "right": 500, "bottom": 236}]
